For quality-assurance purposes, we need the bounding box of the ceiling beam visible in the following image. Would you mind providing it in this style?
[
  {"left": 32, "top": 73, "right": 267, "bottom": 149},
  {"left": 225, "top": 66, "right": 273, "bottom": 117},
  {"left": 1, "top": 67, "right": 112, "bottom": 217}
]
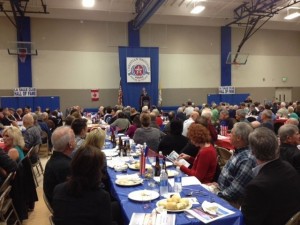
[
  {"left": 226, "top": 0, "right": 300, "bottom": 61},
  {"left": 132, "top": 0, "right": 167, "bottom": 30}
]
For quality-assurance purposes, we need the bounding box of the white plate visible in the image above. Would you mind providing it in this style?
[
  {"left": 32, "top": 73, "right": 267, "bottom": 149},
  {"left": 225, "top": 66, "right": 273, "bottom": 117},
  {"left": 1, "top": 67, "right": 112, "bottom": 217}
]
[
  {"left": 128, "top": 163, "right": 151, "bottom": 170},
  {"left": 128, "top": 190, "right": 159, "bottom": 202},
  {"left": 156, "top": 198, "right": 192, "bottom": 212},
  {"left": 115, "top": 178, "right": 143, "bottom": 186},
  {"left": 102, "top": 149, "right": 118, "bottom": 157},
  {"left": 151, "top": 161, "right": 173, "bottom": 167}
]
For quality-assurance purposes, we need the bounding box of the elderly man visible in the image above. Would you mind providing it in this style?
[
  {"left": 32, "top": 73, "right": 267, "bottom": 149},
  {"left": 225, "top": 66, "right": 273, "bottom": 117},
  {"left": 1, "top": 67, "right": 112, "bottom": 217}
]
[
  {"left": 260, "top": 109, "right": 274, "bottom": 131},
  {"left": 23, "top": 113, "right": 42, "bottom": 153},
  {"left": 213, "top": 122, "right": 256, "bottom": 208},
  {"left": 242, "top": 127, "right": 300, "bottom": 225},
  {"left": 182, "top": 111, "right": 199, "bottom": 137},
  {"left": 43, "top": 126, "right": 75, "bottom": 205},
  {"left": 235, "top": 109, "right": 249, "bottom": 123},
  {"left": 218, "top": 109, "right": 235, "bottom": 132},
  {"left": 278, "top": 124, "right": 300, "bottom": 174}
]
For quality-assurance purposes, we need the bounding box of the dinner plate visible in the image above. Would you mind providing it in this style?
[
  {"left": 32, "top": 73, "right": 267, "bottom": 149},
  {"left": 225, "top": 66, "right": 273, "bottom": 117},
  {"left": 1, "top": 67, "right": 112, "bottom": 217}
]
[
  {"left": 115, "top": 178, "right": 143, "bottom": 186},
  {"left": 128, "top": 163, "right": 151, "bottom": 170},
  {"left": 151, "top": 161, "right": 173, "bottom": 167},
  {"left": 156, "top": 199, "right": 192, "bottom": 212},
  {"left": 128, "top": 190, "right": 159, "bottom": 202},
  {"left": 102, "top": 149, "right": 118, "bottom": 157}
]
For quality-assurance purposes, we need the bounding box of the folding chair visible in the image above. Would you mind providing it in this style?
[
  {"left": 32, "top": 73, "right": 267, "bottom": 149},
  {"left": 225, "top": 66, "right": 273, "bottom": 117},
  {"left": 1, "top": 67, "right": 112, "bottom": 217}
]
[
  {"left": 0, "top": 173, "right": 21, "bottom": 225},
  {"left": 216, "top": 146, "right": 232, "bottom": 169},
  {"left": 27, "top": 144, "right": 44, "bottom": 187},
  {"left": 43, "top": 192, "right": 53, "bottom": 214}
]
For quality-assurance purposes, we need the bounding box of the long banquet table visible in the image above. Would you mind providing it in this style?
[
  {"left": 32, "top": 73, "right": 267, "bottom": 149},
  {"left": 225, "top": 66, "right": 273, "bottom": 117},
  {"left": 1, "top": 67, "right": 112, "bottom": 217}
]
[{"left": 106, "top": 158, "right": 244, "bottom": 225}]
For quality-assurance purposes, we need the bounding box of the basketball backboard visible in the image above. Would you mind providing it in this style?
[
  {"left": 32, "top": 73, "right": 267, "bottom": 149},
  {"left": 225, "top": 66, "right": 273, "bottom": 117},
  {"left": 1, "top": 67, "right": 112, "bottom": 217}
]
[
  {"left": 226, "top": 52, "right": 249, "bottom": 65},
  {"left": 7, "top": 41, "right": 38, "bottom": 55}
]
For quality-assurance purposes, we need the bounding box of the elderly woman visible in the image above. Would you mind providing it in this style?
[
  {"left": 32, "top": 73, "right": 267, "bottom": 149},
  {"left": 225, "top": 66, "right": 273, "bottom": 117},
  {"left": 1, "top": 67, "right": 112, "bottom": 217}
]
[
  {"left": 110, "top": 111, "right": 131, "bottom": 133},
  {"left": 133, "top": 112, "right": 165, "bottom": 151},
  {"left": 175, "top": 123, "right": 217, "bottom": 183},
  {"left": 52, "top": 145, "right": 114, "bottom": 225},
  {"left": 2, "top": 126, "right": 25, "bottom": 162}
]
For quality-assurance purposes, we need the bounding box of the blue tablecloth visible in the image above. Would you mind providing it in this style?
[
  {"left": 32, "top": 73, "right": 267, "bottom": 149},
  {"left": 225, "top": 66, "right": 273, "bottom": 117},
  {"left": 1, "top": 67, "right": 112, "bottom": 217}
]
[{"left": 107, "top": 163, "right": 244, "bottom": 225}]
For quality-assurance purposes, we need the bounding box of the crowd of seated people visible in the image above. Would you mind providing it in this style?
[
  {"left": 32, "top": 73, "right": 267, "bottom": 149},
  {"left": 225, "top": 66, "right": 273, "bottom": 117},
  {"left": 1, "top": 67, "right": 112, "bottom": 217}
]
[
  {"left": 0, "top": 99, "right": 299, "bottom": 224},
  {"left": 0, "top": 105, "right": 67, "bottom": 222}
]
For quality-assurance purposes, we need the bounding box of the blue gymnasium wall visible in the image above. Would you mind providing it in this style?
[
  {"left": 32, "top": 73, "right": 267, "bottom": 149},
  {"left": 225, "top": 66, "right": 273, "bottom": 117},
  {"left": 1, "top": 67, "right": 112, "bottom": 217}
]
[{"left": 0, "top": 96, "right": 60, "bottom": 111}]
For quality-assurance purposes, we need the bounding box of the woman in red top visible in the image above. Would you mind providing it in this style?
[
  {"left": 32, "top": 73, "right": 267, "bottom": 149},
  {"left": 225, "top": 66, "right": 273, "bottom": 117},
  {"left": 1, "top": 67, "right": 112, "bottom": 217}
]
[{"left": 175, "top": 123, "right": 217, "bottom": 183}]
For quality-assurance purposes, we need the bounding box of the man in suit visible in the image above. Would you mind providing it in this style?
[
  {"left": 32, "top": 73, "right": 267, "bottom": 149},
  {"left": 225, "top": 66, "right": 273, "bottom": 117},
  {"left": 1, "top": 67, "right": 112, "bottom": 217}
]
[
  {"left": 278, "top": 124, "right": 300, "bottom": 174},
  {"left": 43, "top": 126, "right": 75, "bottom": 205},
  {"left": 242, "top": 127, "right": 300, "bottom": 225}
]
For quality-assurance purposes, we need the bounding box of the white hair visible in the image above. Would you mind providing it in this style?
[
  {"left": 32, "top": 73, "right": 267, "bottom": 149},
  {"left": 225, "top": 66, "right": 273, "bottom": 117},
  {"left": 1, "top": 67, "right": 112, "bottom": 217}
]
[{"left": 201, "top": 108, "right": 212, "bottom": 119}]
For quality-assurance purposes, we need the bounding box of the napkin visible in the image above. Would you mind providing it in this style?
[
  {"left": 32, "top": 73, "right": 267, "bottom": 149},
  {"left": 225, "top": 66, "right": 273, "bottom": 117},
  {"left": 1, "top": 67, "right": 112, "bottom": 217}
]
[{"left": 201, "top": 200, "right": 219, "bottom": 215}]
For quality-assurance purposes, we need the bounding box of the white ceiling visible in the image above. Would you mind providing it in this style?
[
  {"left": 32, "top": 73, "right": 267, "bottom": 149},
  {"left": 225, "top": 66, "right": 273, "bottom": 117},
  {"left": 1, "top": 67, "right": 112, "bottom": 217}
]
[{"left": 2, "top": 0, "right": 300, "bottom": 31}]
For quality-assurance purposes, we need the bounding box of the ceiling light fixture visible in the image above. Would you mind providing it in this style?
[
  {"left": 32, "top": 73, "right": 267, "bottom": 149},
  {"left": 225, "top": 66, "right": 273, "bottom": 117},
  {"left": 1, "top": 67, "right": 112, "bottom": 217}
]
[
  {"left": 284, "top": 7, "right": 300, "bottom": 20},
  {"left": 190, "top": 5, "right": 205, "bottom": 14},
  {"left": 82, "top": 0, "right": 95, "bottom": 8}
]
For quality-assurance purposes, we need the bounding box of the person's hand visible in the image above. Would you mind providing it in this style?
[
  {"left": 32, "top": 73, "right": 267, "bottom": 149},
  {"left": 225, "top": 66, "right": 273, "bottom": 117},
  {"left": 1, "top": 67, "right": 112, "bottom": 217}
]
[
  {"left": 173, "top": 160, "right": 182, "bottom": 167},
  {"left": 178, "top": 153, "right": 190, "bottom": 160},
  {"left": 206, "top": 182, "right": 219, "bottom": 188}
]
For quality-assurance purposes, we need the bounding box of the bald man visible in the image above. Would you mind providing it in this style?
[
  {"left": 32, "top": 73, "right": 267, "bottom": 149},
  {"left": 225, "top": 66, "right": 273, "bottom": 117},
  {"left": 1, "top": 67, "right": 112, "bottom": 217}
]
[
  {"left": 43, "top": 126, "right": 75, "bottom": 205},
  {"left": 182, "top": 111, "right": 199, "bottom": 137}
]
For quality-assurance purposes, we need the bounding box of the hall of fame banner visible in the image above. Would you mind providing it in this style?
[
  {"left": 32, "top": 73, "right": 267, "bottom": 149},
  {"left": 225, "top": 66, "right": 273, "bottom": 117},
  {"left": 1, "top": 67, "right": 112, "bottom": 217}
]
[
  {"left": 219, "top": 86, "right": 235, "bottom": 94},
  {"left": 126, "top": 57, "right": 151, "bottom": 83}
]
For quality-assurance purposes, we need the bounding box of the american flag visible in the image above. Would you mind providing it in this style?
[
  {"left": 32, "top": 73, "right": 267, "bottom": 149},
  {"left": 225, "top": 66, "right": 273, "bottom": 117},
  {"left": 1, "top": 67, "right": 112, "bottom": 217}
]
[{"left": 117, "top": 79, "right": 123, "bottom": 106}]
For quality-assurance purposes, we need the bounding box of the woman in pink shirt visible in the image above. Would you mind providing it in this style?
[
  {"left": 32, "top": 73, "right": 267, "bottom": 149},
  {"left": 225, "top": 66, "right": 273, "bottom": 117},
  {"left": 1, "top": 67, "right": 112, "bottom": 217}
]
[{"left": 175, "top": 123, "right": 217, "bottom": 183}]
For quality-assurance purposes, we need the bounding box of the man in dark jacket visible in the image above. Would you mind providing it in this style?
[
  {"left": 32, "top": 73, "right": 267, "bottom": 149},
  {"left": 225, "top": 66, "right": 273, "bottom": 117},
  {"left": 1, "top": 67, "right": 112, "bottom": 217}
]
[
  {"left": 278, "top": 124, "right": 300, "bottom": 174},
  {"left": 242, "top": 127, "right": 300, "bottom": 225},
  {"left": 43, "top": 126, "right": 75, "bottom": 205}
]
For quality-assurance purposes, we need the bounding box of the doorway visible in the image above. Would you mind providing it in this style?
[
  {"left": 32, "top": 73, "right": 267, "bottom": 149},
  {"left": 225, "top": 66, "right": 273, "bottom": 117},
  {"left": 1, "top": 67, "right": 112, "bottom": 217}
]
[{"left": 275, "top": 88, "right": 292, "bottom": 102}]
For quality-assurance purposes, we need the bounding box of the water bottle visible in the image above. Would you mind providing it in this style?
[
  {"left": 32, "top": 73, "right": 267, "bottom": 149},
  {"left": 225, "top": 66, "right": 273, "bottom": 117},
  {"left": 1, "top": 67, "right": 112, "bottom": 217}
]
[
  {"left": 160, "top": 169, "right": 168, "bottom": 196},
  {"left": 173, "top": 166, "right": 182, "bottom": 193}
]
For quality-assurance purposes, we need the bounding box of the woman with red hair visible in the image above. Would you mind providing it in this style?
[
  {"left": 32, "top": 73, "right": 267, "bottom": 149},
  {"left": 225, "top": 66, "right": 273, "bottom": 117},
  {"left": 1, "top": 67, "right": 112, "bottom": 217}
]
[{"left": 175, "top": 123, "right": 217, "bottom": 183}]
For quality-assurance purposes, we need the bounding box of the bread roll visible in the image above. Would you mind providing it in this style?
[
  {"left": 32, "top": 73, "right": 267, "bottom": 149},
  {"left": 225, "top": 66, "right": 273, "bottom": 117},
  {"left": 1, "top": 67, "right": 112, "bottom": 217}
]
[
  {"left": 171, "top": 194, "right": 181, "bottom": 203},
  {"left": 179, "top": 198, "right": 189, "bottom": 207},
  {"left": 176, "top": 203, "right": 186, "bottom": 210},
  {"left": 166, "top": 202, "right": 177, "bottom": 210},
  {"left": 158, "top": 200, "right": 167, "bottom": 208}
]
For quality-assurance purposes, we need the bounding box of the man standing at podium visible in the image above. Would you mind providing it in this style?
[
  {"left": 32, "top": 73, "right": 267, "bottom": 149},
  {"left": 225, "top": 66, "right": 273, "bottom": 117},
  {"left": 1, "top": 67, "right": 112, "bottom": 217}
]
[{"left": 139, "top": 88, "right": 150, "bottom": 112}]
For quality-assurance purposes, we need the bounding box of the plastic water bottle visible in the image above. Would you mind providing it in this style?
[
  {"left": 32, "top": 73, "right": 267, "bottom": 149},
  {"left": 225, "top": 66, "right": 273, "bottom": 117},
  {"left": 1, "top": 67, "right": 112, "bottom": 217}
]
[
  {"left": 160, "top": 169, "right": 168, "bottom": 196},
  {"left": 173, "top": 166, "right": 182, "bottom": 193}
]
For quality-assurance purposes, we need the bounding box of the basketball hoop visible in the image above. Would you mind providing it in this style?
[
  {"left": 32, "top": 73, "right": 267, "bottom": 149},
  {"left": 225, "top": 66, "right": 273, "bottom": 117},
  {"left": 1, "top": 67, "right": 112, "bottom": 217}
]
[
  {"left": 232, "top": 61, "right": 241, "bottom": 70},
  {"left": 18, "top": 48, "right": 27, "bottom": 63}
]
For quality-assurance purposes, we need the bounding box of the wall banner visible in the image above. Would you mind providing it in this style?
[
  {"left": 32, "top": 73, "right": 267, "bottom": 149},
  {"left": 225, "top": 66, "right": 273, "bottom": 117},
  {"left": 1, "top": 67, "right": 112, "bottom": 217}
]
[
  {"left": 91, "top": 89, "right": 99, "bottom": 101},
  {"left": 126, "top": 57, "right": 151, "bottom": 83},
  {"left": 14, "top": 87, "right": 37, "bottom": 97}
]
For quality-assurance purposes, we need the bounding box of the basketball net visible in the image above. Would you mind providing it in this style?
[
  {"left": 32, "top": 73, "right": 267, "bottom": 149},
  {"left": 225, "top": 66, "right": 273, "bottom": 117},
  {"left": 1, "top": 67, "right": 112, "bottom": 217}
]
[
  {"left": 18, "top": 48, "right": 27, "bottom": 63},
  {"left": 232, "top": 61, "right": 241, "bottom": 70}
]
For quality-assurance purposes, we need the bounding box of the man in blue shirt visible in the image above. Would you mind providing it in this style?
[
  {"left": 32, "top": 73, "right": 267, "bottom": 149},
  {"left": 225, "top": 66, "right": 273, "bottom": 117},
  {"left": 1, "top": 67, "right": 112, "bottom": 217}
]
[{"left": 211, "top": 122, "right": 256, "bottom": 208}]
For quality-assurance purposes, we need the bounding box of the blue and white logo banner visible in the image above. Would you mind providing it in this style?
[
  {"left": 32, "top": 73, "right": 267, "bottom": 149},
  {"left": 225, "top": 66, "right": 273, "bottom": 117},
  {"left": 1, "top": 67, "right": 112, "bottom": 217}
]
[{"left": 126, "top": 57, "right": 151, "bottom": 83}]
